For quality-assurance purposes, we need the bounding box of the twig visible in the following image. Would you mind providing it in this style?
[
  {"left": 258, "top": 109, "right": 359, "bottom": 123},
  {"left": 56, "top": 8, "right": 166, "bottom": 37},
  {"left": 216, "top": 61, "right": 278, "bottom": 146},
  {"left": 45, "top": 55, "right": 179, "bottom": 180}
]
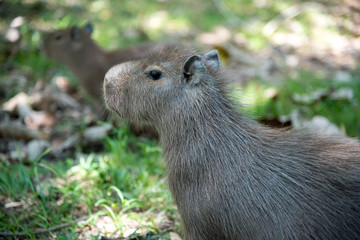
[
  {"left": 0, "top": 121, "right": 43, "bottom": 141},
  {"left": 0, "top": 216, "right": 88, "bottom": 238},
  {"left": 100, "top": 237, "right": 123, "bottom": 240}
]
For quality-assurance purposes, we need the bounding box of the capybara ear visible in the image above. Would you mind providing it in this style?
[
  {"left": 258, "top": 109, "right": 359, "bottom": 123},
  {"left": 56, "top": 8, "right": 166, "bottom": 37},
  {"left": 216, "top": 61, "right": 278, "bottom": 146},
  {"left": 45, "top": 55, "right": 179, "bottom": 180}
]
[
  {"left": 203, "top": 50, "right": 220, "bottom": 72},
  {"left": 182, "top": 54, "right": 205, "bottom": 86},
  {"left": 84, "top": 22, "right": 93, "bottom": 35}
]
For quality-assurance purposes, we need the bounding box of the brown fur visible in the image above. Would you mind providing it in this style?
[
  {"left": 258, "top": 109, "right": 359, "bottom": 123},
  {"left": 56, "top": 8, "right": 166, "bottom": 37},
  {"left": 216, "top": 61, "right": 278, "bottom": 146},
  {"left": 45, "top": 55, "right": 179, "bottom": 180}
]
[
  {"left": 103, "top": 47, "right": 360, "bottom": 240},
  {"left": 43, "top": 24, "right": 163, "bottom": 100}
]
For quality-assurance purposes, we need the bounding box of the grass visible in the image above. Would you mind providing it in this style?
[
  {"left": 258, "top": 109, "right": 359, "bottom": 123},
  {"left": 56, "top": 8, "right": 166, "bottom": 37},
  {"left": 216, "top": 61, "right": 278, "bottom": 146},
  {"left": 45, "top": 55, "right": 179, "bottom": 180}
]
[{"left": 0, "top": 125, "right": 174, "bottom": 239}]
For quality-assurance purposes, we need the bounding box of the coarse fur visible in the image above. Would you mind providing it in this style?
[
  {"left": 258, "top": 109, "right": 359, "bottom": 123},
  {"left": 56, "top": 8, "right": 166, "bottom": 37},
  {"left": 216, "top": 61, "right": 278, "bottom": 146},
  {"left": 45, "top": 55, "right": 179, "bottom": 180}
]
[
  {"left": 43, "top": 23, "right": 163, "bottom": 100},
  {"left": 103, "top": 47, "right": 360, "bottom": 240}
]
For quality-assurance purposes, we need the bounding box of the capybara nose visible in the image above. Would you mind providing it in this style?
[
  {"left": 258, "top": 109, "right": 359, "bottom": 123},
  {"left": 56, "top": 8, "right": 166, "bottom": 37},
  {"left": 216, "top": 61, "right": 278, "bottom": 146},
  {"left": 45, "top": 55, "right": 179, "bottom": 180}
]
[
  {"left": 104, "top": 62, "right": 131, "bottom": 97},
  {"left": 104, "top": 62, "right": 131, "bottom": 85},
  {"left": 104, "top": 66, "right": 118, "bottom": 96},
  {"left": 104, "top": 65, "right": 118, "bottom": 86}
]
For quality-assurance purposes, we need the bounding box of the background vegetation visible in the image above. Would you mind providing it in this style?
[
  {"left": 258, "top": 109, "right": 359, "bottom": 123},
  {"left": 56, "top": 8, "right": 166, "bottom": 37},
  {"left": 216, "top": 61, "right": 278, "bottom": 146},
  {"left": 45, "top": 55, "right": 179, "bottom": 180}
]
[{"left": 1, "top": 0, "right": 359, "bottom": 239}]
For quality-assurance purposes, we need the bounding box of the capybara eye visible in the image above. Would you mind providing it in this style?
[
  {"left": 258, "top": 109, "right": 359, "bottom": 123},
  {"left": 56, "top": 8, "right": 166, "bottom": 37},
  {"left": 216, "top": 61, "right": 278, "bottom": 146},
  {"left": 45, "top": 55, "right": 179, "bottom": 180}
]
[{"left": 148, "top": 70, "right": 162, "bottom": 81}]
